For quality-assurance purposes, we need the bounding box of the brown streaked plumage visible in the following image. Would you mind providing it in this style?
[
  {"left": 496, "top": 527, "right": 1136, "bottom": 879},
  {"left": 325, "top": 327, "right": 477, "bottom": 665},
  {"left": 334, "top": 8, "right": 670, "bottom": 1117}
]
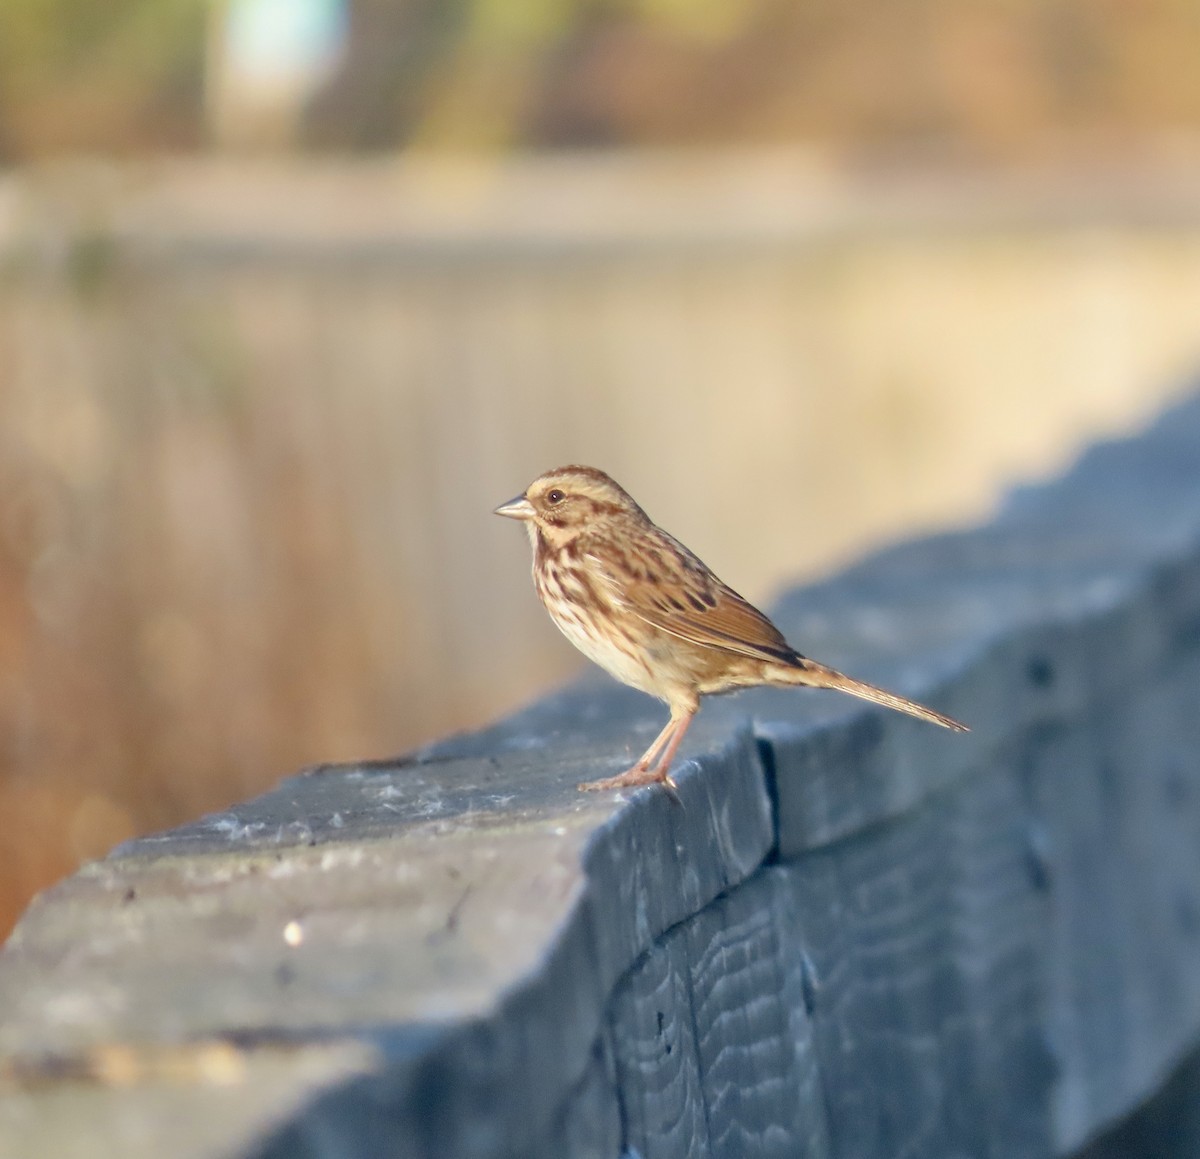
[{"left": 496, "top": 466, "right": 968, "bottom": 793}]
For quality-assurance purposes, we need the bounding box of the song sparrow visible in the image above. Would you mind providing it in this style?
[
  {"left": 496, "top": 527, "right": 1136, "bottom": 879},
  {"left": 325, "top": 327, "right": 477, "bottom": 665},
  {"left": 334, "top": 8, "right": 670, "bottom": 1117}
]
[{"left": 496, "top": 466, "right": 967, "bottom": 792}]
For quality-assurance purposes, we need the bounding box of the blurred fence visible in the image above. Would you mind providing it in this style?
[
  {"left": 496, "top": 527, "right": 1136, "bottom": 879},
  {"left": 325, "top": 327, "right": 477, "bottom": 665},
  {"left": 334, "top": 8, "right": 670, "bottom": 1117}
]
[{"left": 1, "top": 150, "right": 1200, "bottom": 938}]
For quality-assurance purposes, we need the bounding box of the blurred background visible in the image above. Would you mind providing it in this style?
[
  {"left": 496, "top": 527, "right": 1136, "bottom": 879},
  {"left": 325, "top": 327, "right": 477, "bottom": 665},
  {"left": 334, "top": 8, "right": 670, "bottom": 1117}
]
[{"left": 3, "top": 0, "right": 1200, "bottom": 939}]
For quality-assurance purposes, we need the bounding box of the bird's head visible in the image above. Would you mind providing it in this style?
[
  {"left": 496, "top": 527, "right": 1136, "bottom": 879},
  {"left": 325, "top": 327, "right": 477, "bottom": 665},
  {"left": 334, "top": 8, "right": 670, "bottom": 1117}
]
[{"left": 495, "top": 465, "right": 646, "bottom": 548}]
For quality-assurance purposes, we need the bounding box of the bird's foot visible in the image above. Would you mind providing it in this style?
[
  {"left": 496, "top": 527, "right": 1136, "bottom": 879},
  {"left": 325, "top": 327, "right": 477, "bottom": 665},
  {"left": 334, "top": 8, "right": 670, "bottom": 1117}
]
[{"left": 578, "top": 764, "right": 677, "bottom": 794}]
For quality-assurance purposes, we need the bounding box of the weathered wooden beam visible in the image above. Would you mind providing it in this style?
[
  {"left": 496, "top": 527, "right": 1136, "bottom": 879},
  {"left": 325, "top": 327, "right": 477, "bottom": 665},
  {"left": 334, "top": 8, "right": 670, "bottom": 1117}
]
[{"left": 3, "top": 392, "right": 1200, "bottom": 1158}]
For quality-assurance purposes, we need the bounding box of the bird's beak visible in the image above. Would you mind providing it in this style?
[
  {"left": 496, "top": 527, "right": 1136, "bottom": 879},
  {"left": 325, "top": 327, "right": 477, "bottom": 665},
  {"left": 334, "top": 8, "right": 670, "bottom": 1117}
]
[{"left": 494, "top": 494, "right": 535, "bottom": 521}]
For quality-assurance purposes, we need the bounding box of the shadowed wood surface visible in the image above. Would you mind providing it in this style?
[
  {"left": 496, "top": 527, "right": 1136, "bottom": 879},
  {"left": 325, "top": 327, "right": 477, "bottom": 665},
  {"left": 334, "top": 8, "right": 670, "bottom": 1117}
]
[{"left": 3, "top": 391, "right": 1200, "bottom": 1156}]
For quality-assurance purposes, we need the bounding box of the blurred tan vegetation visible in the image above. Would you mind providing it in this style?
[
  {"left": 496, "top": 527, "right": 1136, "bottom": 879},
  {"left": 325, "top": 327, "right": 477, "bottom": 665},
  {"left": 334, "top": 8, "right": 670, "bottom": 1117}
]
[{"left": 3, "top": 0, "right": 1200, "bottom": 941}]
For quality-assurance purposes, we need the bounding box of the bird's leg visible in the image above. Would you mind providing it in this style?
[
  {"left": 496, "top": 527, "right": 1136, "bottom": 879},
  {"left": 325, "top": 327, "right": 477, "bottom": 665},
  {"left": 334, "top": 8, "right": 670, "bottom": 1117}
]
[
  {"left": 578, "top": 707, "right": 693, "bottom": 792},
  {"left": 649, "top": 707, "right": 695, "bottom": 790},
  {"left": 632, "top": 714, "right": 679, "bottom": 772},
  {"left": 578, "top": 714, "right": 678, "bottom": 791}
]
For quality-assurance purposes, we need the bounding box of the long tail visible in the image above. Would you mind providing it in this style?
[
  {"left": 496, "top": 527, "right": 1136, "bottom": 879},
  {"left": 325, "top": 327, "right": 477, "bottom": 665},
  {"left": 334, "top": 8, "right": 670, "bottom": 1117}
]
[{"left": 776, "top": 658, "right": 969, "bottom": 732}]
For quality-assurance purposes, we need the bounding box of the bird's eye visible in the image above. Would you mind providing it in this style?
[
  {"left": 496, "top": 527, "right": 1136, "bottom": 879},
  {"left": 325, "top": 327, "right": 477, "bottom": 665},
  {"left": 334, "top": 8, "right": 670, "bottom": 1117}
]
[{"left": 546, "top": 489, "right": 565, "bottom": 505}]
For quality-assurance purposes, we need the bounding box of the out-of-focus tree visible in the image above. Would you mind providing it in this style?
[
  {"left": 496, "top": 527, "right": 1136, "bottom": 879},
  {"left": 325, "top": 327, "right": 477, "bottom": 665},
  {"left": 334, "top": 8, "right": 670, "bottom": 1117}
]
[{"left": 2, "top": 0, "right": 1200, "bottom": 158}]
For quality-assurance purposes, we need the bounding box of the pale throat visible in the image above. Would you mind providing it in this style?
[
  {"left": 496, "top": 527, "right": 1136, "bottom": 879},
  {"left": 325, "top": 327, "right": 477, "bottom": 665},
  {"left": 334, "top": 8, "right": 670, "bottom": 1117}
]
[{"left": 530, "top": 519, "right": 585, "bottom": 553}]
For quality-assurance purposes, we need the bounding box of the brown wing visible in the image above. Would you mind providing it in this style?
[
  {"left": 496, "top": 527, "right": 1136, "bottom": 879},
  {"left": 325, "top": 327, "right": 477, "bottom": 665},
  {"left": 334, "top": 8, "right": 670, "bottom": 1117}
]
[{"left": 589, "top": 529, "right": 800, "bottom": 666}]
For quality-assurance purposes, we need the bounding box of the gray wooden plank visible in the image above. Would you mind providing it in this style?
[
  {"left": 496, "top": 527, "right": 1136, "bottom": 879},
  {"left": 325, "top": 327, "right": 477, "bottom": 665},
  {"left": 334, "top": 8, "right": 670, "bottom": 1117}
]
[
  {"left": 779, "top": 768, "right": 1055, "bottom": 1159},
  {"left": 0, "top": 719, "right": 772, "bottom": 1159},
  {"left": 609, "top": 931, "right": 709, "bottom": 1159},
  {"left": 1029, "top": 649, "right": 1200, "bottom": 1153},
  {"left": 683, "top": 874, "right": 830, "bottom": 1159}
]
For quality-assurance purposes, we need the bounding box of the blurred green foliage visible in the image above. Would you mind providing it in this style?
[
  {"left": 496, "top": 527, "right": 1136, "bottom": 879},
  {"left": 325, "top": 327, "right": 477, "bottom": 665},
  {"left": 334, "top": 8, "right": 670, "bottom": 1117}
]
[{"left": 0, "top": 0, "right": 207, "bottom": 159}]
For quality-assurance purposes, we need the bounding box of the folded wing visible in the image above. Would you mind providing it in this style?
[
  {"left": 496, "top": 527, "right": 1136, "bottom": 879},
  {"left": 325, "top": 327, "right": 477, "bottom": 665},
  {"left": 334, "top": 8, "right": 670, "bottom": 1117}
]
[{"left": 590, "top": 531, "right": 801, "bottom": 666}]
